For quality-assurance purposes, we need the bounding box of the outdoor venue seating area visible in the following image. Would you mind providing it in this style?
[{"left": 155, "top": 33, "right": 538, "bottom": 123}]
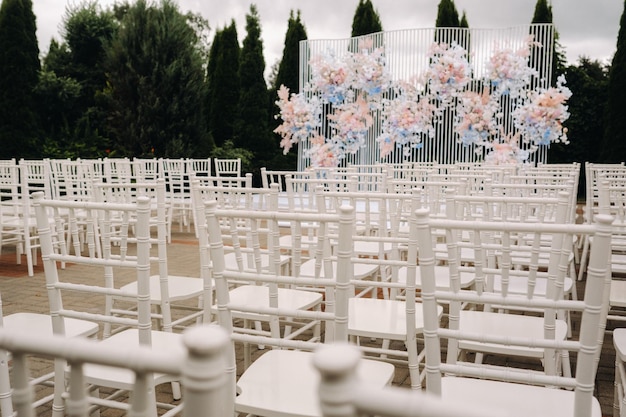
[{"left": 0, "top": 156, "right": 624, "bottom": 416}]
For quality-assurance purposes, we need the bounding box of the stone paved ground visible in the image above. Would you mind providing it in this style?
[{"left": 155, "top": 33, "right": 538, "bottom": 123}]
[{"left": 0, "top": 226, "right": 620, "bottom": 416}]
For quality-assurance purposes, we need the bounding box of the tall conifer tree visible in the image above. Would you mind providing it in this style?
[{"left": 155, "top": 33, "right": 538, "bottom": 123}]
[
  {"left": 235, "top": 4, "right": 272, "bottom": 173},
  {"left": 530, "top": 0, "right": 562, "bottom": 86},
  {"left": 269, "top": 10, "right": 308, "bottom": 169},
  {"left": 207, "top": 21, "right": 240, "bottom": 147},
  {"left": 0, "top": 0, "right": 40, "bottom": 158},
  {"left": 601, "top": 0, "right": 626, "bottom": 162},
  {"left": 435, "top": 0, "right": 460, "bottom": 44},
  {"left": 351, "top": 0, "right": 383, "bottom": 37}
]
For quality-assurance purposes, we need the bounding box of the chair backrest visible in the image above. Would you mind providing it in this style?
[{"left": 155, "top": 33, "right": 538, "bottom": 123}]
[
  {"left": 102, "top": 157, "right": 133, "bottom": 183},
  {"left": 313, "top": 343, "right": 498, "bottom": 417},
  {"left": 0, "top": 324, "right": 232, "bottom": 417},
  {"left": 19, "top": 159, "right": 53, "bottom": 200},
  {"left": 33, "top": 192, "right": 155, "bottom": 343},
  {"left": 132, "top": 158, "right": 162, "bottom": 181},
  {"left": 186, "top": 158, "right": 212, "bottom": 177},
  {"left": 214, "top": 158, "right": 241, "bottom": 177},
  {"left": 200, "top": 195, "right": 355, "bottom": 401},
  {"left": 260, "top": 167, "right": 310, "bottom": 191},
  {"left": 415, "top": 207, "right": 613, "bottom": 417}
]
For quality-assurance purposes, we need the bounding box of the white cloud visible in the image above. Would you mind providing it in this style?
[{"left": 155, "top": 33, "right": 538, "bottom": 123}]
[{"left": 33, "top": 0, "right": 622, "bottom": 71}]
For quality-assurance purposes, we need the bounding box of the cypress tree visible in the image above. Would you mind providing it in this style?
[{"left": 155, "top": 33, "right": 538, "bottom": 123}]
[
  {"left": 435, "top": 0, "right": 460, "bottom": 28},
  {"left": 601, "top": 0, "right": 626, "bottom": 162},
  {"left": 459, "top": 11, "right": 468, "bottom": 28},
  {"left": 235, "top": 4, "right": 273, "bottom": 173},
  {"left": 351, "top": 0, "right": 383, "bottom": 37},
  {"left": 206, "top": 28, "right": 222, "bottom": 147},
  {"left": 0, "top": 0, "right": 40, "bottom": 158},
  {"left": 530, "top": 0, "right": 561, "bottom": 86},
  {"left": 207, "top": 21, "right": 240, "bottom": 147},
  {"left": 435, "top": 0, "right": 460, "bottom": 44},
  {"left": 105, "top": 0, "right": 212, "bottom": 157},
  {"left": 268, "top": 10, "right": 308, "bottom": 170}
]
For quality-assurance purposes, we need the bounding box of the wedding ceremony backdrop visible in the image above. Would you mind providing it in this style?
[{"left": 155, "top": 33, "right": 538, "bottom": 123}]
[{"left": 274, "top": 24, "right": 571, "bottom": 170}]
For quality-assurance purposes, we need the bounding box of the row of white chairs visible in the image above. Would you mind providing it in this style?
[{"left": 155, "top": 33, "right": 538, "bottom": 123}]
[{"left": 0, "top": 174, "right": 614, "bottom": 416}]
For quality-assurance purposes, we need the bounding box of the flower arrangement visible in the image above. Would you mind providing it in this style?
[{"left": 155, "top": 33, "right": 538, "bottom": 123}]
[
  {"left": 308, "top": 134, "right": 338, "bottom": 168},
  {"left": 424, "top": 42, "right": 472, "bottom": 103},
  {"left": 274, "top": 33, "right": 571, "bottom": 168},
  {"left": 513, "top": 74, "right": 572, "bottom": 147},
  {"left": 309, "top": 50, "right": 351, "bottom": 104},
  {"left": 486, "top": 36, "right": 538, "bottom": 98},
  {"left": 273, "top": 85, "right": 322, "bottom": 155},
  {"left": 455, "top": 88, "right": 499, "bottom": 147},
  {"left": 327, "top": 95, "right": 373, "bottom": 155},
  {"left": 484, "top": 132, "right": 530, "bottom": 166},
  {"left": 376, "top": 83, "right": 436, "bottom": 158}
]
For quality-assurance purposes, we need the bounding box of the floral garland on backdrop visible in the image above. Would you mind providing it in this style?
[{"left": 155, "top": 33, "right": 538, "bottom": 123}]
[{"left": 274, "top": 35, "right": 571, "bottom": 167}]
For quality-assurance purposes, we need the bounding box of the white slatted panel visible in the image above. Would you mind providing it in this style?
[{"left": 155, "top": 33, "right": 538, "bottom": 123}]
[{"left": 297, "top": 24, "right": 554, "bottom": 170}]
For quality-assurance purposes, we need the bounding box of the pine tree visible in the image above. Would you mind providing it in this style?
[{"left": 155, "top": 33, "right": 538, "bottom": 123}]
[
  {"left": 601, "top": 0, "right": 626, "bottom": 162},
  {"left": 105, "top": 0, "right": 212, "bottom": 157},
  {"left": 351, "top": 0, "right": 383, "bottom": 37},
  {"left": 267, "top": 10, "right": 308, "bottom": 170},
  {"left": 235, "top": 4, "right": 273, "bottom": 173},
  {"left": 0, "top": 0, "right": 40, "bottom": 158},
  {"left": 207, "top": 21, "right": 240, "bottom": 147}
]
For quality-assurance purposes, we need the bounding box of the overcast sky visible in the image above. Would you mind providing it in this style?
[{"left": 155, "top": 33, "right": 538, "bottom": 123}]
[{"left": 33, "top": 0, "right": 622, "bottom": 79}]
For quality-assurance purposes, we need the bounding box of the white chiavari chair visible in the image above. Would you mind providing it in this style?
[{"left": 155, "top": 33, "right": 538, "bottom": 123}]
[
  {"left": 203, "top": 198, "right": 395, "bottom": 417},
  {"left": 0, "top": 290, "right": 99, "bottom": 416},
  {"left": 416, "top": 206, "right": 613, "bottom": 417},
  {"left": 596, "top": 178, "right": 626, "bottom": 327},
  {"left": 132, "top": 157, "right": 162, "bottom": 182},
  {"left": 579, "top": 162, "right": 626, "bottom": 280},
  {"left": 162, "top": 157, "right": 193, "bottom": 234},
  {"left": 33, "top": 193, "right": 185, "bottom": 416},
  {"left": 213, "top": 158, "right": 241, "bottom": 177},
  {"left": 186, "top": 157, "right": 212, "bottom": 177},
  {"left": 102, "top": 157, "right": 133, "bottom": 184},
  {"left": 0, "top": 163, "right": 26, "bottom": 272},
  {"left": 0, "top": 324, "right": 231, "bottom": 417},
  {"left": 92, "top": 179, "right": 206, "bottom": 339}
]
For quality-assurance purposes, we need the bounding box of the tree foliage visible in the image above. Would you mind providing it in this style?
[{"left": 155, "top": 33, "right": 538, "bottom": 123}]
[
  {"left": 105, "top": 0, "right": 212, "bottom": 158},
  {"left": 0, "top": 0, "right": 40, "bottom": 158},
  {"left": 38, "top": 1, "right": 118, "bottom": 158},
  {"left": 234, "top": 4, "right": 273, "bottom": 172},
  {"left": 351, "top": 0, "right": 383, "bottom": 37},
  {"left": 550, "top": 58, "right": 609, "bottom": 194},
  {"left": 207, "top": 21, "right": 240, "bottom": 147},
  {"left": 602, "top": 0, "right": 626, "bottom": 163},
  {"left": 435, "top": 0, "right": 460, "bottom": 27}
]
